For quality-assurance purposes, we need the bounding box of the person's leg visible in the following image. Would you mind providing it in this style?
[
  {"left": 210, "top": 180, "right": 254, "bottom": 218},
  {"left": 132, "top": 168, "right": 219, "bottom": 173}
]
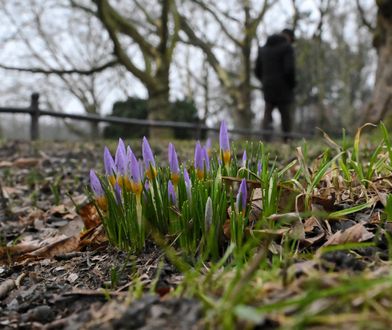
[
  {"left": 262, "top": 102, "right": 274, "bottom": 141},
  {"left": 278, "top": 103, "right": 292, "bottom": 142}
]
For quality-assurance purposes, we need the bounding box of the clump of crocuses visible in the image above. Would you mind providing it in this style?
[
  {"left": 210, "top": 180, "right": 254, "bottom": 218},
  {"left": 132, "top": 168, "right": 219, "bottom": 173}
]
[{"left": 89, "top": 121, "right": 276, "bottom": 259}]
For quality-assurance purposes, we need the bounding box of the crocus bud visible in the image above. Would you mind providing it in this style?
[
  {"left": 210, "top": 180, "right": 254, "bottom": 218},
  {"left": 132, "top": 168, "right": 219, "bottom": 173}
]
[
  {"left": 168, "top": 143, "right": 180, "bottom": 185},
  {"left": 115, "top": 139, "right": 131, "bottom": 190},
  {"left": 142, "top": 137, "right": 156, "bottom": 179},
  {"left": 219, "top": 121, "right": 230, "bottom": 166},
  {"left": 257, "top": 160, "right": 262, "bottom": 177},
  {"left": 236, "top": 178, "right": 247, "bottom": 216},
  {"left": 168, "top": 180, "right": 176, "bottom": 205},
  {"left": 202, "top": 146, "right": 210, "bottom": 172},
  {"left": 242, "top": 150, "right": 247, "bottom": 168},
  {"left": 90, "top": 169, "right": 107, "bottom": 210},
  {"left": 114, "top": 182, "right": 122, "bottom": 205},
  {"left": 115, "top": 138, "right": 126, "bottom": 175},
  {"left": 194, "top": 141, "right": 204, "bottom": 180},
  {"left": 104, "top": 147, "right": 116, "bottom": 187},
  {"left": 130, "top": 152, "right": 142, "bottom": 197}
]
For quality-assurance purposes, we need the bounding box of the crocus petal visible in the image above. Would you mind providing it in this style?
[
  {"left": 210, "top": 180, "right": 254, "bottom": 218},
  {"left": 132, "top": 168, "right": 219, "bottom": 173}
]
[
  {"left": 130, "top": 152, "right": 141, "bottom": 184},
  {"left": 257, "top": 161, "right": 262, "bottom": 176},
  {"left": 142, "top": 136, "right": 155, "bottom": 168},
  {"left": 236, "top": 178, "right": 247, "bottom": 215},
  {"left": 115, "top": 138, "right": 128, "bottom": 176},
  {"left": 104, "top": 147, "right": 115, "bottom": 176},
  {"left": 90, "top": 169, "right": 104, "bottom": 197},
  {"left": 168, "top": 143, "right": 180, "bottom": 175},
  {"left": 130, "top": 153, "right": 142, "bottom": 195},
  {"left": 219, "top": 121, "right": 230, "bottom": 152},
  {"left": 126, "top": 145, "right": 133, "bottom": 159},
  {"left": 114, "top": 182, "right": 122, "bottom": 205},
  {"left": 242, "top": 150, "right": 247, "bottom": 168},
  {"left": 202, "top": 147, "right": 210, "bottom": 171},
  {"left": 194, "top": 141, "right": 204, "bottom": 179},
  {"left": 184, "top": 167, "right": 191, "bottom": 187}
]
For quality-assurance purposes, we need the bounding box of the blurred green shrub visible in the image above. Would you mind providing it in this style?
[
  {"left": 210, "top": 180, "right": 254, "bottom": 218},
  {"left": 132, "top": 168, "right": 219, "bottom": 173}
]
[{"left": 103, "top": 98, "right": 199, "bottom": 139}]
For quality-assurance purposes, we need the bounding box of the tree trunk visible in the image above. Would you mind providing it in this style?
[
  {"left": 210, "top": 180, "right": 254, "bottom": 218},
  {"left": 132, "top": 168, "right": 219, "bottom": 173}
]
[
  {"left": 234, "top": 88, "right": 253, "bottom": 131},
  {"left": 234, "top": 4, "right": 253, "bottom": 131},
  {"left": 148, "top": 77, "right": 171, "bottom": 138},
  {"left": 85, "top": 104, "right": 100, "bottom": 139},
  {"left": 362, "top": 1, "right": 392, "bottom": 123},
  {"left": 90, "top": 122, "right": 100, "bottom": 139}
]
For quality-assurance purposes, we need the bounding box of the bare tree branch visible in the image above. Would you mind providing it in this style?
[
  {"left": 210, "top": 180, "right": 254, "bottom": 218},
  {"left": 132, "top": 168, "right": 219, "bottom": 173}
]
[
  {"left": 355, "top": 0, "right": 375, "bottom": 31},
  {"left": 96, "top": 0, "right": 157, "bottom": 57},
  {"left": 0, "top": 59, "right": 119, "bottom": 75},
  {"left": 95, "top": 0, "right": 158, "bottom": 88},
  {"left": 192, "top": 0, "right": 242, "bottom": 47}
]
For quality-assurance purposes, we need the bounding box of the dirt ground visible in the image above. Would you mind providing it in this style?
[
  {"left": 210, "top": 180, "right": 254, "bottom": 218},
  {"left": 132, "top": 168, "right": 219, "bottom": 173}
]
[{"left": 0, "top": 141, "right": 202, "bottom": 329}]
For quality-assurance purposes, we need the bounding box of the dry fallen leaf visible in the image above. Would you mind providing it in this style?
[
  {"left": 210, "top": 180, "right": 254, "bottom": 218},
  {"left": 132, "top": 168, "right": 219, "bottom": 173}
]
[
  {"left": 26, "top": 235, "right": 80, "bottom": 258},
  {"left": 13, "top": 157, "right": 40, "bottom": 168},
  {"left": 78, "top": 203, "right": 101, "bottom": 229},
  {"left": 0, "top": 161, "right": 13, "bottom": 168},
  {"left": 80, "top": 224, "right": 108, "bottom": 247},
  {"left": 223, "top": 219, "right": 231, "bottom": 239},
  {"left": 323, "top": 223, "right": 374, "bottom": 246},
  {"left": 0, "top": 244, "right": 39, "bottom": 264},
  {"left": 19, "top": 209, "right": 46, "bottom": 226}
]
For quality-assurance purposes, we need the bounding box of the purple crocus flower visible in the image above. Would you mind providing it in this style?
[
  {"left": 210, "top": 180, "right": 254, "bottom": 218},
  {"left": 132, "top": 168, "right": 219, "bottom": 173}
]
[
  {"left": 115, "top": 138, "right": 128, "bottom": 177},
  {"left": 194, "top": 141, "right": 204, "bottom": 179},
  {"left": 90, "top": 169, "right": 104, "bottom": 197},
  {"left": 242, "top": 150, "right": 247, "bottom": 168},
  {"left": 202, "top": 147, "right": 210, "bottom": 171},
  {"left": 130, "top": 152, "right": 142, "bottom": 196},
  {"left": 90, "top": 169, "right": 107, "bottom": 210},
  {"left": 114, "top": 182, "right": 122, "bottom": 205},
  {"left": 168, "top": 143, "right": 180, "bottom": 185},
  {"left": 219, "top": 121, "right": 231, "bottom": 166},
  {"left": 126, "top": 145, "right": 134, "bottom": 170},
  {"left": 236, "top": 178, "right": 247, "bottom": 215},
  {"left": 114, "top": 139, "right": 131, "bottom": 190},
  {"left": 168, "top": 180, "right": 176, "bottom": 205},
  {"left": 257, "top": 160, "right": 262, "bottom": 177},
  {"left": 104, "top": 147, "right": 116, "bottom": 186},
  {"left": 142, "top": 137, "right": 156, "bottom": 179},
  {"left": 104, "top": 147, "right": 115, "bottom": 176}
]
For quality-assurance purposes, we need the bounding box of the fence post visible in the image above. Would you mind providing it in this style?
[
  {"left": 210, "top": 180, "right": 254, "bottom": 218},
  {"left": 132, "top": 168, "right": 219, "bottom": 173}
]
[{"left": 30, "top": 93, "right": 40, "bottom": 140}]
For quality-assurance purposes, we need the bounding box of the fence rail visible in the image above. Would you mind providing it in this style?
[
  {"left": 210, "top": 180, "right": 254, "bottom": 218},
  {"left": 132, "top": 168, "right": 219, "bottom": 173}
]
[{"left": 0, "top": 93, "right": 314, "bottom": 140}]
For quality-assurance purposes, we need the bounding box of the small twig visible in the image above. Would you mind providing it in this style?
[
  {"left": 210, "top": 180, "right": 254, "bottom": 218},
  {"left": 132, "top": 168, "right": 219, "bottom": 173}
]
[{"left": 15, "top": 273, "right": 26, "bottom": 288}]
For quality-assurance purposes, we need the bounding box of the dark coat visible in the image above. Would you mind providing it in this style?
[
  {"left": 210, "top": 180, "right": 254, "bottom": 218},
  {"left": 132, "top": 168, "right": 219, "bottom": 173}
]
[{"left": 255, "top": 34, "right": 296, "bottom": 104}]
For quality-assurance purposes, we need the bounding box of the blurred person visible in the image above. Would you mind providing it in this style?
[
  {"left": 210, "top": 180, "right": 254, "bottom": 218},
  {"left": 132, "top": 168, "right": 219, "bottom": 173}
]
[{"left": 255, "top": 28, "right": 296, "bottom": 142}]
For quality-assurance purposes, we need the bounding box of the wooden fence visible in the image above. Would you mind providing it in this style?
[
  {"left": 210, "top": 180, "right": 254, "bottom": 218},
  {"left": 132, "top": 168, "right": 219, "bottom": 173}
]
[{"left": 0, "top": 93, "right": 314, "bottom": 140}]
